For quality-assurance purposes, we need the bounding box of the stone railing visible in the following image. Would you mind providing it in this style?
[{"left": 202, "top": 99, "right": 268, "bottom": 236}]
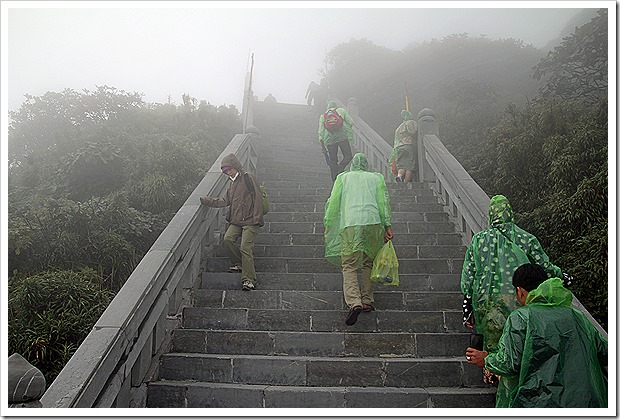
[
  {"left": 338, "top": 98, "right": 607, "bottom": 339},
  {"left": 415, "top": 109, "right": 489, "bottom": 243},
  {"left": 39, "top": 87, "right": 260, "bottom": 407}
]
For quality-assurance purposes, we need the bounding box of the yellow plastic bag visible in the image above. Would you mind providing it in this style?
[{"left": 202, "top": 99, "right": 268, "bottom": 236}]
[{"left": 370, "top": 240, "right": 399, "bottom": 286}]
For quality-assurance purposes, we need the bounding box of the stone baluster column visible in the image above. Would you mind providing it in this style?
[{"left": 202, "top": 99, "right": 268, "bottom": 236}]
[
  {"left": 347, "top": 97, "right": 359, "bottom": 150},
  {"left": 346, "top": 97, "right": 358, "bottom": 117},
  {"left": 417, "top": 108, "right": 438, "bottom": 183}
]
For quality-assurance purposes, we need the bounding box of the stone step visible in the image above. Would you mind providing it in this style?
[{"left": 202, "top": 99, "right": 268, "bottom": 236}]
[
  {"left": 252, "top": 232, "right": 463, "bottom": 246},
  {"left": 268, "top": 202, "right": 446, "bottom": 213},
  {"left": 192, "top": 289, "right": 462, "bottom": 311},
  {"left": 262, "top": 187, "right": 436, "bottom": 197},
  {"left": 171, "top": 330, "right": 471, "bottom": 358},
  {"left": 262, "top": 180, "right": 429, "bottom": 190},
  {"left": 254, "top": 221, "right": 455, "bottom": 234},
  {"left": 201, "top": 272, "right": 461, "bottom": 292},
  {"left": 266, "top": 195, "right": 440, "bottom": 205},
  {"left": 181, "top": 307, "right": 467, "bottom": 333},
  {"left": 146, "top": 381, "right": 496, "bottom": 408},
  {"left": 157, "top": 354, "right": 484, "bottom": 388},
  {"left": 205, "top": 256, "right": 464, "bottom": 274},
  {"left": 263, "top": 211, "right": 449, "bottom": 223},
  {"left": 213, "top": 243, "right": 465, "bottom": 259}
]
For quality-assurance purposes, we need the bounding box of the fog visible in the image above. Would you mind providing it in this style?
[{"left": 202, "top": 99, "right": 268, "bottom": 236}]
[{"left": 4, "top": 2, "right": 591, "bottom": 112}]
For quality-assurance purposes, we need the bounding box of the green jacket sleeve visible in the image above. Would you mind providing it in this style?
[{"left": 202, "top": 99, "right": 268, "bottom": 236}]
[
  {"left": 324, "top": 176, "right": 343, "bottom": 261},
  {"left": 339, "top": 108, "right": 355, "bottom": 144},
  {"left": 460, "top": 240, "right": 477, "bottom": 297},
  {"left": 525, "top": 234, "right": 562, "bottom": 278},
  {"left": 375, "top": 174, "right": 392, "bottom": 227},
  {"left": 317, "top": 115, "right": 327, "bottom": 146}
]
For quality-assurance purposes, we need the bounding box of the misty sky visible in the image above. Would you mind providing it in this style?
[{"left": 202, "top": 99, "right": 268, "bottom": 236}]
[{"left": 3, "top": 2, "right": 597, "bottom": 112}]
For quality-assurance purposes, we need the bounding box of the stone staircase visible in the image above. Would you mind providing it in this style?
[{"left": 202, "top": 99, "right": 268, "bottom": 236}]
[{"left": 146, "top": 101, "right": 496, "bottom": 408}]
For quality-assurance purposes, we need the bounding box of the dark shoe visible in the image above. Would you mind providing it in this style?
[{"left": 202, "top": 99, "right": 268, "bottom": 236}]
[
  {"left": 242, "top": 280, "right": 255, "bottom": 291},
  {"left": 345, "top": 306, "right": 363, "bottom": 326},
  {"left": 229, "top": 264, "right": 242, "bottom": 273},
  {"left": 362, "top": 303, "right": 375, "bottom": 312}
]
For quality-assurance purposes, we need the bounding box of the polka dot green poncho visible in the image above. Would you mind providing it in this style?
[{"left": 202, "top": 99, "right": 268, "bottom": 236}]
[{"left": 460, "top": 195, "right": 562, "bottom": 352}]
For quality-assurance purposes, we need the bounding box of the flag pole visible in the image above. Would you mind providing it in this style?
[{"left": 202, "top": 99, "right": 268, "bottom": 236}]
[{"left": 404, "top": 81, "right": 410, "bottom": 112}]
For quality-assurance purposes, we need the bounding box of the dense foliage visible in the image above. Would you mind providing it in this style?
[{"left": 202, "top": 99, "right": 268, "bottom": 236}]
[
  {"left": 8, "top": 87, "right": 241, "bottom": 381},
  {"left": 8, "top": 269, "right": 115, "bottom": 383},
  {"left": 323, "top": 10, "right": 608, "bottom": 328}
]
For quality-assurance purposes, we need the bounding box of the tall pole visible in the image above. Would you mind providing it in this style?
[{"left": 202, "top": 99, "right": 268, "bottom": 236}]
[
  {"left": 244, "top": 53, "right": 254, "bottom": 132},
  {"left": 404, "top": 81, "right": 410, "bottom": 112}
]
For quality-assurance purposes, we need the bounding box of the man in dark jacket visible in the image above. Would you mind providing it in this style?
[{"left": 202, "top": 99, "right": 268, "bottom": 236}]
[
  {"left": 200, "top": 153, "right": 263, "bottom": 290},
  {"left": 466, "top": 263, "right": 608, "bottom": 408}
]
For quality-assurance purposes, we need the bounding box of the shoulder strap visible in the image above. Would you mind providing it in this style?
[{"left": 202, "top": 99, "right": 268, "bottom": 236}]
[
  {"left": 243, "top": 173, "right": 256, "bottom": 200},
  {"left": 495, "top": 227, "right": 531, "bottom": 262}
]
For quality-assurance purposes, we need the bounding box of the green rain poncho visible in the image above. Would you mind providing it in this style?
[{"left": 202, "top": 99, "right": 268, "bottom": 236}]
[
  {"left": 485, "top": 277, "right": 608, "bottom": 408},
  {"left": 460, "top": 195, "right": 562, "bottom": 352},
  {"left": 324, "top": 153, "right": 392, "bottom": 266},
  {"left": 390, "top": 110, "right": 417, "bottom": 171},
  {"left": 318, "top": 101, "right": 355, "bottom": 147}
]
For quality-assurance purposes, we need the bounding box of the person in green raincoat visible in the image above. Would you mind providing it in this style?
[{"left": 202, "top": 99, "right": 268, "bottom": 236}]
[
  {"left": 318, "top": 101, "right": 355, "bottom": 181},
  {"left": 466, "top": 263, "right": 607, "bottom": 408},
  {"left": 324, "top": 153, "right": 394, "bottom": 326},
  {"left": 460, "top": 195, "right": 562, "bottom": 384},
  {"left": 390, "top": 110, "right": 418, "bottom": 182}
]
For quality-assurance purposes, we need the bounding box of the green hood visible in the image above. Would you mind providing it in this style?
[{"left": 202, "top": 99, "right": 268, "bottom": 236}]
[
  {"left": 488, "top": 195, "right": 514, "bottom": 227},
  {"left": 525, "top": 277, "right": 573, "bottom": 307},
  {"left": 327, "top": 100, "right": 338, "bottom": 110},
  {"left": 350, "top": 153, "right": 369, "bottom": 171},
  {"left": 401, "top": 110, "right": 413, "bottom": 121}
]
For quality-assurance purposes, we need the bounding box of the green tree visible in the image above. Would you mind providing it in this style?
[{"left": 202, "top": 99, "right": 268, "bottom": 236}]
[{"left": 532, "top": 9, "right": 608, "bottom": 104}]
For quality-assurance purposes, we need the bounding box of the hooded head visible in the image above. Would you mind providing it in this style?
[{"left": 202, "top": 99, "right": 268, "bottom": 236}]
[
  {"left": 350, "top": 153, "right": 369, "bottom": 171},
  {"left": 488, "top": 194, "right": 514, "bottom": 227},
  {"left": 327, "top": 100, "right": 338, "bottom": 110},
  {"left": 220, "top": 153, "right": 243, "bottom": 172},
  {"left": 401, "top": 110, "right": 413, "bottom": 121}
]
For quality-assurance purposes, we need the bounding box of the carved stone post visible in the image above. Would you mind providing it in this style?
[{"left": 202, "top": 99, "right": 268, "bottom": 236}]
[
  {"left": 347, "top": 97, "right": 359, "bottom": 148},
  {"left": 417, "top": 108, "right": 438, "bottom": 183},
  {"left": 347, "top": 97, "right": 358, "bottom": 117}
]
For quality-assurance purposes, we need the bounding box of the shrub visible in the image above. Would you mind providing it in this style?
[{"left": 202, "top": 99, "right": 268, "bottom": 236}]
[{"left": 8, "top": 269, "right": 115, "bottom": 384}]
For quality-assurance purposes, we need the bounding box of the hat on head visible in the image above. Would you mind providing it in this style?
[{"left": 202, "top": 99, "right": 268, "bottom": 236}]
[{"left": 220, "top": 153, "right": 243, "bottom": 172}]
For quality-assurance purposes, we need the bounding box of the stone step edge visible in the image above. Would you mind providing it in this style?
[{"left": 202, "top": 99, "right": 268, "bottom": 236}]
[
  {"left": 162, "top": 353, "right": 469, "bottom": 363},
  {"left": 174, "top": 328, "right": 468, "bottom": 336},
  {"left": 184, "top": 308, "right": 462, "bottom": 314},
  {"left": 194, "top": 289, "right": 462, "bottom": 294},
  {"left": 149, "top": 380, "right": 495, "bottom": 394}
]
